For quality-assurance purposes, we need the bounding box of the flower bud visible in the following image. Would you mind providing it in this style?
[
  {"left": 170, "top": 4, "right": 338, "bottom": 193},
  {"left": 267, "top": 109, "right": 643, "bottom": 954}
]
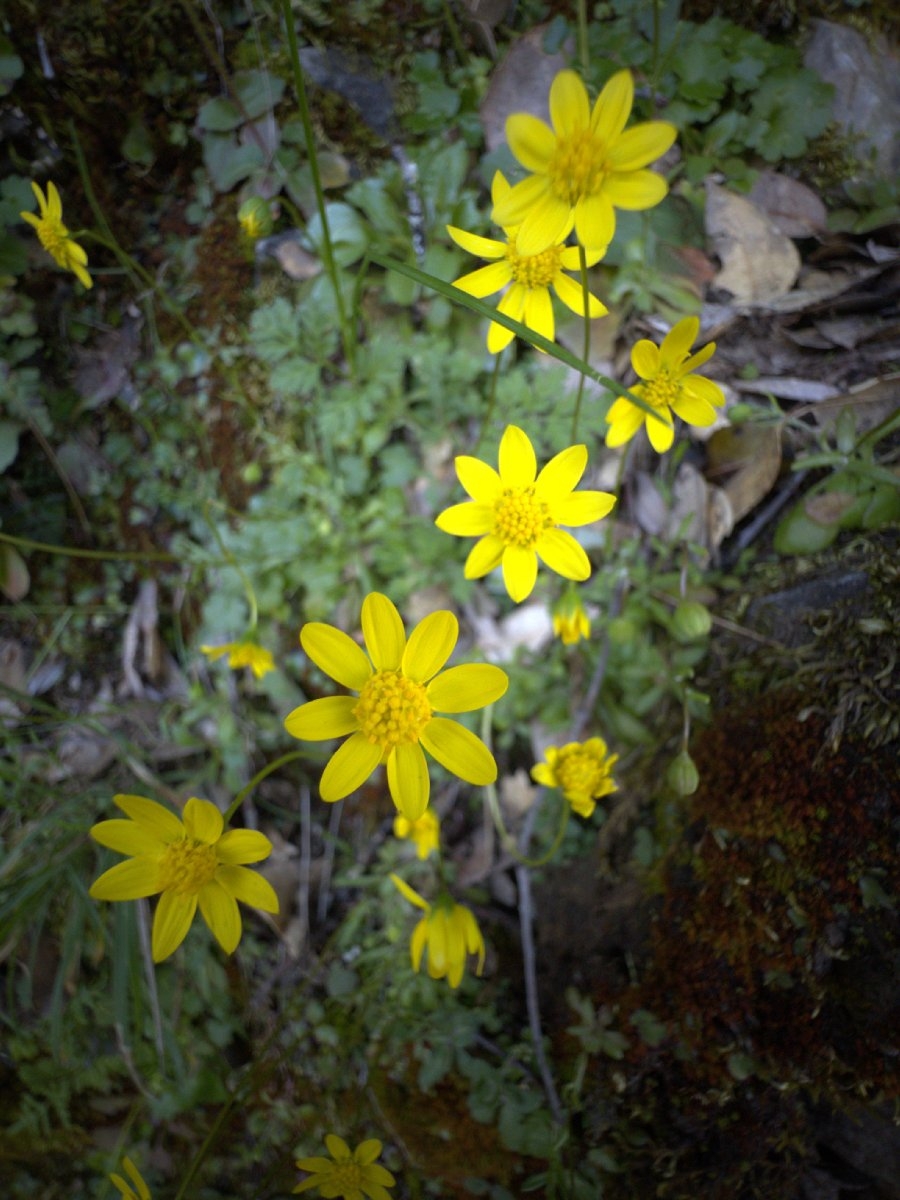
[
  {"left": 666, "top": 749, "right": 699, "bottom": 796},
  {"left": 671, "top": 600, "right": 712, "bottom": 642}
]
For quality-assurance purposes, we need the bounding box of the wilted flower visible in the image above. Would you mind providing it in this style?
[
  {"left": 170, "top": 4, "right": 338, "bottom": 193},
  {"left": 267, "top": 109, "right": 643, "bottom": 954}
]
[
  {"left": 553, "top": 592, "right": 591, "bottom": 645},
  {"left": 89, "top": 794, "right": 279, "bottom": 962},
  {"left": 238, "top": 196, "right": 274, "bottom": 241},
  {"left": 531, "top": 737, "right": 618, "bottom": 818},
  {"left": 391, "top": 873, "right": 485, "bottom": 988},
  {"left": 110, "top": 1157, "right": 151, "bottom": 1200},
  {"left": 393, "top": 807, "right": 440, "bottom": 859},
  {"left": 201, "top": 638, "right": 275, "bottom": 680},
  {"left": 285, "top": 593, "right": 508, "bottom": 821},
  {"left": 20, "top": 180, "right": 92, "bottom": 288}
]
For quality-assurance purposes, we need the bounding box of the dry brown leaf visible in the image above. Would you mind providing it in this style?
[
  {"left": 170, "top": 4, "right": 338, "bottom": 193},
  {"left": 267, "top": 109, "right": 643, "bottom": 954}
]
[
  {"left": 749, "top": 170, "right": 827, "bottom": 238},
  {"left": 480, "top": 25, "right": 570, "bottom": 151},
  {"left": 705, "top": 181, "right": 801, "bottom": 305},
  {"left": 706, "top": 424, "right": 783, "bottom": 525},
  {"left": 732, "top": 376, "right": 840, "bottom": 403}
]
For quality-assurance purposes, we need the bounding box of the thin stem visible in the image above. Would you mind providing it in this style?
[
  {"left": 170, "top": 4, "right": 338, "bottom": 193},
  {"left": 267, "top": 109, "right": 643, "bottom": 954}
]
[
  {"left": 279, "top": 0, "right": 355, "bottom": 372},
  {"left": 135, "top": 899, "right": 165, "bottom": 1072},
  {"left": 0, "top": 529, "right": 180, "bottom": 563},
  {"left": 516, "top": 863, "right": 564, "bottom": 1124},
  {"left": 225, "top": 751, "right": 307, "bottom": 823},
  {"left": 317, "top": 799, "right": 343, "bottom": 924},
  {"left": 576, "top": 0, "right": 590, "bottom": 76},
  {"left": 571, "top": 244, "right": 592, "bottom": 441}
]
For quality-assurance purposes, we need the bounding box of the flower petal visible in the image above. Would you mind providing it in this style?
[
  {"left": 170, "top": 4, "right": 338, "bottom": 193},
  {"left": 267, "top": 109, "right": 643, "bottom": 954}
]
[
  {"left": 552, "top": 490, "right": 616, "bottom": 527},
  {"left": 319, "top": 732, "right": 382, "bottom": 802},
  {"left": 605, "top": 400, "right": 645, "bottom": 448},
  {"left": 403, "top": 610, "right": 458, "bottom": 683},
  {"left": 446, "top": 225, "right": 506, "bottom": 259},
  {"left": 464, "top": 535, "right": 505, "bottom": 579},
  {"left": 631, "top": 339, "right": 660, "bottom": 379},
  {"left": 354, "top": 1140, "right": 384, "bottom": 1166},
  {"left": 682, "top": 342, "right": 717, "bottom": 374},
  {"left": 90, "top": 857, "right": 160, "bottom": 901},
  {"left": 216, "top": 864, "right": 280, "bottom": 912},
  {"left": 90, "top": 819, "right": 164, "bottom": 858},
  {"left": 553, "top": 270, "right": 607, "bottom": 318},
  {"left": 420, "top": 717, "right": 498, "bottom": 785},
  {"left": 550, "top": 69, "right": 590, "bottom": 135},
  {"left": 387, "top": 742, "right": 430, "bottom": 821},
  {"left": 535, "top": 528, "right": 591, "bottom": 581},
  {"left": 603, "top": 168, "right": 669, "bottom": 211},
  {"left": 535, "top": 443, "right": 587, "bottom": 500},
  {"left": 182, "top": 797, "right": 224, "bottom": 845},
  {"left": 455, "top": 454, "right": 502, "bottom": 503},
  {"left": 326, "top": 1134, "right": 352, "bottom": 1161},
  {"left": 606, "top": 121, "right": 677, "bottom": 171},
  {"left": 361, "top": 592, "right": 406, "bottom": 671},
  {"left": 285, "top": 696, "right": 359, "bottom": 741},
  {"left": 682, "top": 374, "right": 725, "bottom": 408},
  {"left": 590, "top": 69, "right": 633, "bottom": 142},
  {"left": 301, "top": 623, "right": 372, "bottom": 690},
  {"left": 499, "top": 425, "right": 537, "bottom": 487},
  {"left": 502, "top": 544, "right": 538, "bottom": 602},
  {"left": 198, "top": 879, "right": 242, "bottom": 954},
  {"left": 452, "top": 260, "right": 513, "bottom": 299},
  {"left": 671, "top": 390, "right": 718, "bottom": 427},
  {"left": 427, "top": 663, "right": 508, "bottom": 712},
  {"left": 573, "top": 191, "right": 615, "bottom": 252},
  {"left": 487, "top": 316, "right": 516, "bottom": 355},
  {"left": 523, "top": 285, "right": 555, "bottom": 345},
  {"left": 660, "top": 316, "right": 699, "bottom": 366},
  {"left": 410, "top": 916, "right": 428, "bottom": 971},
  {"left": 216, "top": 828, "right": 274, "bottom": 865},
  {"left": 515, "top": 192, "right": 574, "bottom": 257},
  {"left": 646, "top": 410, "right": 675, "bottom": 453},
  {"left": 113, "top": 793, "right": 184, "bottom": 841},
  {"left": 151, "top": 890, "right": 197, "bottom": 961},
  {"left": 391, "top": 871, "right": 430, "bottom": 911},
  {"left": 434, "top": 501, "right": 494, "bottom": 537},
  {"left": 504, "top": 112, "right": 556, "bottom": 173},
  {"left": 491, "top": 173, "right": 551, "bottom": 229}
]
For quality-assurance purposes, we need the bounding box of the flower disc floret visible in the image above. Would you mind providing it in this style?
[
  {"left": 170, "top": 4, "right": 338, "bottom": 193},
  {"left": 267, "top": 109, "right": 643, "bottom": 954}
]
[
  {"left": 89, "top": 794, "right": 279, "bottom": 962},
  {"left": 532, "top": 738, "right": 618, "bottom": 818},
  {"left": 284, "top": 593, "right": 508, "bottom": 821},
  {"left": 605, "top": 316, "right": 726, "bottom": 453},
  {"left": 435, "top": 424, "right": 615, "bottom": 603},
  {"left": 492, "top": 69, "right": 677, "bottom": 256},
  {"left": 447, "top": 171, "right": 606, "bottom": 353}
]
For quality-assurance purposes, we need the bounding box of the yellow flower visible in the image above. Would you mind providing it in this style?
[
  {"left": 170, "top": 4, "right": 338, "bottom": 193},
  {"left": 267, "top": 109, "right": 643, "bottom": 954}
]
[
  {"left": 294, "top": 1134, "right": 395, "bottom": 1199},
  {"left": 19, "top": 180, "right": 92, "bottom": 289},
  {"left": 531, "top": 737, "right": 618, "bottom": 818},
  {"left": 110, "top": 1157, "right": 151, "bottom": 1200},
  {"left": 391, "top": 874, "right": 485, "bottom": 989},
  {"left": 89, "top": 794, "right": 279, "bottom": 962},
  {"left": 284, "top": 593, "right": 508, "bottom": 821},
  {"left": 393, "top": 807, "right": 440, "bottom": 859},
  {"left": 435, "top": 424, "right": 615, "bottom": 604},
  {"left": 492, "top": 69, "right": 677, "bottom": 256},
  {"left": 553, "top": 593, "right": 591, "bottom": 645},
  {"left": 447, "top": 171, "right": 607, "bottom": 353},
  {"left": 238, "top": 196, "right": 273, "bottom": 241},
  {"left": 605, "top": 316, "right": 725, "bottom": 453},
  {"left": 201, "top": 638, "right": 275, "bottom": 680}
]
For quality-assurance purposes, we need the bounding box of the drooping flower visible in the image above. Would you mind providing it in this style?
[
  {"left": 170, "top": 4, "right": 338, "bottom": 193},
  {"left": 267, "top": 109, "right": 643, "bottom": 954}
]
[
  {"left": 492, "top": 69, "right": 677, "bottom": 257},
  {"left": 531, "top": 737, "right": 618, "bottom": 818},
  {"left": 238, "top": 196, "right": 273, "bottom": 241},
  {"left": 201, "top": 638, "right": 275, "bottom": 680},
  {"left": 447, "top": 171, "right": 607, "bottom": 353},
  {"left": 110, "top": 1157, "right": 151, "bottom": 1200},
  {"left": 605, "top": 316, "right": 725, "bottom": 453},
  {"left": 89, "top": 794, "right": 279, "bottom": 962},
  {"left": 391, "top": 873, "right": 485, "bottom": 989},
  {"left": 435, "top": 424, "right": 615, "bottom": 603},
  {"left": 19, "top": 180, "right": 92, "bottom": 289},
  {"left": 294, "top": 1134, "right": 395, "bottom": 1199},
  {"left": 393, "top": 807, "right": 440, "bottom": 860},
  {"left": 553, "top": 591, "right": 591, "bottom": 645},
  {"left": 284, "top": 593, "right": 508, "bottom": 821}
]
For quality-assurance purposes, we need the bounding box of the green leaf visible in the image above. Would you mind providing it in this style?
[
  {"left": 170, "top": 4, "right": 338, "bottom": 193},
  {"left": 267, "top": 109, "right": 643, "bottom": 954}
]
[
  {"left": 0, "top": 420, "right": 21, "bottom": 472},
  {"left": 270, "top": 356, "right": 320, "bottom": 396},
  {"left": 232, "top": 69, "right": 285, "bottom": 121},
  {"left": 202, "top": 133, "right": 264, "bottom": 191},
  {"left": 197, "top": 97, "right": 243, "bottom": 132}
]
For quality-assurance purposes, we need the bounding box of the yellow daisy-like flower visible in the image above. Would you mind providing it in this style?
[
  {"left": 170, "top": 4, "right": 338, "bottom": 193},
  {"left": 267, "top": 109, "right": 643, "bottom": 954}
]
[
  {"left": 19, "top": 180, "right": 93, "bottom": 289},
  {"left": 447, "top": 171, "right": 607, "bottom": 353},
  {"left": 393, "top": 807, "right": 440, "bottom": 859},
  {"left": 391, "top": 874, "right": 485, "bottom": 989},
  {"left": 605, "top": 316, "right": 726, "bottom": 454},
  {"left": 531, "top": 737, "right": 618, "bottom": 818},
  {"left": 492, "top": 69, "right": 677, "bottom": 257},
  {"left": 201, "top": 638, "right": 276, "bottom": 680},
  {"left": 110, "top": 1157, "right": 151, "bottom": 1200},
  {"left": 284, "top": 593, "right": 508, "bottom": 821},
  {"left": 553, "top": 593, "right": 591, "bottom": 645},
  {"left": 89, "top": 794, "right": 279, "bottom": 962},
  {"left": 435, "top": 424, "right": 616, "bottom": 604},
  {"left": 294, "top": 1134, "right": 396, "bottom": 1200}
]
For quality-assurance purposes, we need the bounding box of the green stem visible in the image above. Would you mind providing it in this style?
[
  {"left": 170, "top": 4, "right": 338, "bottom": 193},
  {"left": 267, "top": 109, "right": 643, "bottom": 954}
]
[
  {"left": 279, "top": 0, "right": 356, "bottom": 373},
  {"left": 576, "top": 0, "right": 590, "bottom": 75},
  {"left": 570, "top": 244, "right": 592, "bottom": 441},
  {"left": 0, "top": 529, "right": 180, "bottom": 563},
  {"left": 225, "top": 751, "right": 307, "bottom": 824}
]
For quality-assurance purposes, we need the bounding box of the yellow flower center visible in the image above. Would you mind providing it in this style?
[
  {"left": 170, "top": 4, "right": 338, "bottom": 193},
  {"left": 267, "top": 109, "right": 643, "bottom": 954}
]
[
  {"left": 556, "top": 748, "right": 609, "bottom": 799},
  {"left": 327, "top": 1162, "right": 364, "bottom": 1191},
  {"left": 37, "top": 218, "right": 72, "bottom": 262},
  {"left": 493, "top": 486, "right": 553, "bottom": 549},
  {"left": 158, "top": 839, "right": 219, "bottom": 896},
  {"left": 506, "top": 239, "right": 562, "bottom": 288},
  {"left": 642, "top": 367, "right": 681, "bottom": 411},
  {"left": 548, "top": 130, "right": 607, "bottom": 204},
  {"left": 354, "top": 669, "right": 432, "bottom": 750}
]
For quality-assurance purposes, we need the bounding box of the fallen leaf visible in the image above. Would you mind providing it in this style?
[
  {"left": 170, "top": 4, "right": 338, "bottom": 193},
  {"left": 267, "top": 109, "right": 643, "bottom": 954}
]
[
  {"left": 731, "top": 376, "right": 840, "bottom": 403},
  {"left": 749, "top": 170, "right": 827, "bottom": 238},
  {"left": 706, "top": 424, "right": 783, "bottom": 524},
  {"left": 0, "top": 543, "right": 30, "bottom": 601},
  {"left": 480, "top": 25, "right": 570, "bottom": 151},
  {"left": 705, "top": 181, "right": 801, "bottom": 305}
]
